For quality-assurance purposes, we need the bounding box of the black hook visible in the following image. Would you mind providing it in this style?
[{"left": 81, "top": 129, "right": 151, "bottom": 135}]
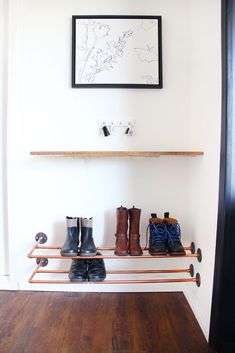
[{"left": 102, "top": 125, "right": 110, "bottom": 136}]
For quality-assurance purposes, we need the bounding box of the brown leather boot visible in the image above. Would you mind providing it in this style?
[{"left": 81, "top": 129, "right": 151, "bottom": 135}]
[
  {"left": 129, "top": 206, "right": 143, "bottom": 256},
  {"left": 114, "top": 206, "right": 128, "bottom": 256}
]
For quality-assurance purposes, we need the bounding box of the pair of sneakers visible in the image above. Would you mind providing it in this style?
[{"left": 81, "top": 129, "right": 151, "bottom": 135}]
[{"left": 148, "top": 212, "right": 186, "bottom": 256}]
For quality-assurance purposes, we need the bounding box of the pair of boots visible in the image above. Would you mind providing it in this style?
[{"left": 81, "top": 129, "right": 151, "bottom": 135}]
[
  {"left": 148, "top": 212, "right": 186, "bottom": 256},
  {"left": 115, "top": 206, "right": 142, "bottom": 256},
  {"left": 69, "top": 253, "right": 106, "bottom": 282},
  {"left": 60, "top": 217, "right": 97, "bottom": 257}
]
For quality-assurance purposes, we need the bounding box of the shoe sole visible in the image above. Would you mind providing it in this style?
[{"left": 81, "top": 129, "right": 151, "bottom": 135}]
[
  {"left": 114, "top": 252, "right": 128, "bottom": 256},
  {"left": 168, "top": 252, "right": 186, "bottom": 256},
  {"left": 69, "top": 278, "right": 87, "bottom": 282},
  {"left": 149, "top": 251, "right": 168, "bottom": 256},
  {"left": 88, "top": 277, "right": 106, "bottom": 282},
  {"left": 79, "top": 252, "right": 97, "bottom": 257},
  {"left": 60, "top": 252, "right": 78, "bottom": 257}
]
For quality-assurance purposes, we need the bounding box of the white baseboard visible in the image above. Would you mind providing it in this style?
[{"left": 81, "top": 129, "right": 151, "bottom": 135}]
[
  {"left": 184, "top": 288, "right": 209, "bottom": 341},
  {"left": 0, "top": 275, "right": 18, "bottom": 290},
  {"left": 0, "top": 275, "right": 11, "bottom": 290}
]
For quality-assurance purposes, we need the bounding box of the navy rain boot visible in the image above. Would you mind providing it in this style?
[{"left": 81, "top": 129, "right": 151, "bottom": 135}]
[
  {"left": 79, "top": 218, "right": 97, "bottom": 256},
  {"left": 60, "top": 217, "right": 80, "bottom": 257}
]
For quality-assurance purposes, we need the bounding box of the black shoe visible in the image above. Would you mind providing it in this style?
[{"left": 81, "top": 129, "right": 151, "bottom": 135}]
[
  {"left": 69, "top": 259, "right": 87, "bottom": 282},
  {"left": 87, "top": 253, "right": 106, "bottom": 282},
  {"left": 148, "top": 214, "right": 167, "bottom": 255},
  {"left": 60, "top": 217, "right": 80, "bottom": 256},
  {"left": 79, "top": 218, "right": 97, "bottom": 256},
  {"left": 163, "top": 212, "right": 186, "bottom": 256}
]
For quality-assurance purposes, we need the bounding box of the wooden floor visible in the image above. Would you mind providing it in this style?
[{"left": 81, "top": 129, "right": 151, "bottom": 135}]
[{"left": 0, "top": 291, "right": 215, "bottom": 353}]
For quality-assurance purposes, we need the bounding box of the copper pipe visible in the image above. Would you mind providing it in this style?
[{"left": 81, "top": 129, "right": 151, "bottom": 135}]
[
  {"left": 29, "top": 278, "right": 197, "bottom": 284},
  {"left": 36, "top": 268, "right": 190, "bottom": 275},
  {"left": 107, "top": 269, "right": 190, "bottom": 274},
  {"left": 27, "top": 239, "right": 41, "bottom": 258},
  {"left": 37, "top": 245, "right": 61, "bottom": 249},
  {"left": 36, "top": 245, "right": 192, "bottom": 251},
  {"left": 36, "top": 245, "right": 115, "bottom": 250},
  {"left": 36, "top": 245, "right": 113, "bottom": 250},
  {"left": 37, "top": 269, "right": 69, "bottom": 274},
  {"left": 142, "top": 246, "right": 192, "bottom": 251},
  {"left": 28, "top": 253, "right": 198, "bottom": 259},
  {"left": 28, "top": 260, "right": 44, "bottom": 283}
]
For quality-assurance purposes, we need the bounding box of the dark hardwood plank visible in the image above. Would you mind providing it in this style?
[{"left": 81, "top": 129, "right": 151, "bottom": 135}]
[{"left": 0, "top": 291, "right": 214, "bottom": 353}]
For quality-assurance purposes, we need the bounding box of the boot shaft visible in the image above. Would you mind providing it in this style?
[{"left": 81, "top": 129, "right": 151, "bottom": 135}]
[
  {"left": 129, "top": 206, "right": 141, "bottom": 235},
  {"left": 66, "top": 216, "right": 79, "bottom": 228},
  {"left": 66, "top": 216, "right": 80, "bottom": 239},
  {"left": 115, "top": 206, "right": 128, "bottom": 255},
  {"left": 116, "top": 206, "right": 128, "bottom": 234},
  {"left": 81, "top": 217, "right": 93, "bottom": 240},
  {"left": 129, "top": 206, "right": 142, "bottom": 256},
  {"left": 60, "top": 216, "right": 80, "bottom": 256},
  {"left": 81, "top": 217, "right": 92, "bottom": 228},
  {"left": 80, "top": 217, "right": 97, "bottom": 256}
]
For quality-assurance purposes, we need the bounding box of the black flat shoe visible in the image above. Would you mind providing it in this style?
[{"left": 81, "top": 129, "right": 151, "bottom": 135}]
[
  {"left": 87, "top": 254, "right": 106, "bottom": 282},
  {"left": 69, "top": 259, "right": 87, "bottom": 282}
]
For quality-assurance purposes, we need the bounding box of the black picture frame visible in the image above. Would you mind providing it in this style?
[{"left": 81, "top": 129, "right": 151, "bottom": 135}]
[{"left": 72, "top": 15, "right": 163, "bottom": 88}]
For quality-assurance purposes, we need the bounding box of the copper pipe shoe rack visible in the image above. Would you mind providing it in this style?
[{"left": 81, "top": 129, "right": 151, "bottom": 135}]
[{"left": 27, "top": 233, "right": 202, "bottom": 286}]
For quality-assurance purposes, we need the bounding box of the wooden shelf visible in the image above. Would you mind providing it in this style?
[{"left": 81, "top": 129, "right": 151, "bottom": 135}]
[{"left": 30, "top": 151, "right": 204, "bottom": 158}]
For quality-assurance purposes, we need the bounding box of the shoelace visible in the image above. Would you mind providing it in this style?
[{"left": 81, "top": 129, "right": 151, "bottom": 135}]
[
  {"left": 145, "top": 222, "right": 166, "bottom": 248},
  {"left": 164, "top": 222, "right": 181, "bottom": 244}
]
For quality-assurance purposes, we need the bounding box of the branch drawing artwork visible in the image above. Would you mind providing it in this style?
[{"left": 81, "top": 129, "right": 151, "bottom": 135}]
[
  {"left": 133, "top": 19, "right": 159, "bottom": 84},
  {"left": 76, "top": 20, "right": 133, "bottom": 83},
  {"left": 134, "top": 44, "right": 158, "bottom": 63},
  {"left": 72, "top": 16, "right": 162, "bottom": 88},
  {"left": 141, "top": 19, "right": 156, "bottom": 31},
  {"left": 134, "top": 44, "right": 158, "bottom": 84}
]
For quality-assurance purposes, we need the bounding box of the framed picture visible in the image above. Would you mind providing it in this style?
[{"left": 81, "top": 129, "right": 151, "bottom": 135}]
[{"left": 72, "top": 15, "right": 163, "bottom": 88}]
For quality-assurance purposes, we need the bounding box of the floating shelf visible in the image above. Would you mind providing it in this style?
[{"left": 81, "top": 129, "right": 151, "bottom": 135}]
[{"left": 30, "top": 151, "right": 204, "bottom": 158}]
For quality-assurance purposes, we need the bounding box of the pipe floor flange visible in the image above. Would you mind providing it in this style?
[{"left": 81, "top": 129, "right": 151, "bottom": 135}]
[
  {"left": 196, "top": 272, "right": 201, "bottom": 287},
  {"left": 190, "top": 242, "right": 196, "bottom": 254},
  {"left": 35, "top": 232, "right": 48, "bottom": 244},
  {"left": 36, "top": 258, "right": 48, "bottom": 267},
  {"left": 189, "top": 264, "right": 194, "bottom": 277},
  {"left": 197, "top": 248, "right": 202, "bottom": 262}
]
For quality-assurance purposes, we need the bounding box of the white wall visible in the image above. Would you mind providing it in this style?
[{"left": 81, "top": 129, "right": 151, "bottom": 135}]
[
  {"left": 7, "top": 0, "right": 193, "bottom": 288},
  {"left": 0, "top": 0, "right": 9, "bottom": 284},
  {"left": 183, "top": 0, "right": 221, "bottom": 340},
  {"left": 4, "top": 0, "right": 221, "bottom": 341}
]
